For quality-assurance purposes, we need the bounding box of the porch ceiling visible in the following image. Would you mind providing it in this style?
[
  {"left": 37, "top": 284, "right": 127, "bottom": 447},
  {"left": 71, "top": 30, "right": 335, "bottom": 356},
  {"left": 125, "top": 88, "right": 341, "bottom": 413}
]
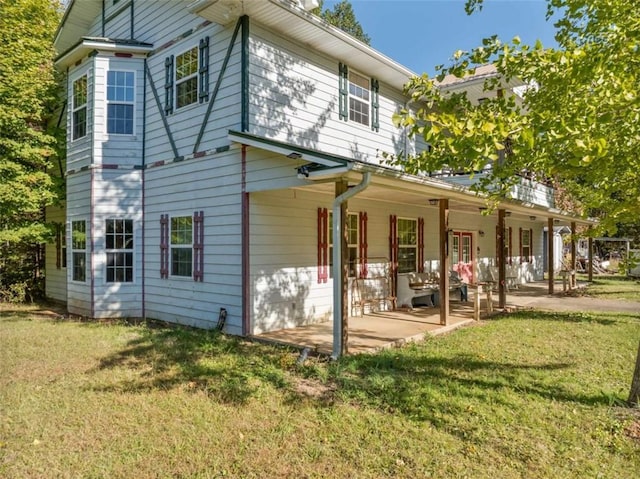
[{"left": 292, "top": 178, "right": 588, "bottom": 227}]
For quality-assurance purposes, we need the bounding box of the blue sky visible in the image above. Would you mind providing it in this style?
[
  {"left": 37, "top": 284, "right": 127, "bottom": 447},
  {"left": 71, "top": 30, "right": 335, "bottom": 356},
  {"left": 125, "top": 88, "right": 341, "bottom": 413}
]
[{"left": 324, "top": 0, "right": 559, "bottom": 75}]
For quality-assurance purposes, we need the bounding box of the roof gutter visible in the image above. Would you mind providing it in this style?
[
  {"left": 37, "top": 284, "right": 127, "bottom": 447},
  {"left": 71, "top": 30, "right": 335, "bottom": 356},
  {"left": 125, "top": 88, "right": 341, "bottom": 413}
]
[{"left": 332, "top": 172, "right": 372, "bottom": 359}]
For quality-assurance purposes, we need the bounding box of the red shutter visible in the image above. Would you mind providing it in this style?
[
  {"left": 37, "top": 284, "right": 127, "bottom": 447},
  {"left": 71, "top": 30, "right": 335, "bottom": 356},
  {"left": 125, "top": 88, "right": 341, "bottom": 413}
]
[
  {"left": 389, "top": 215, "right": 398, "bottom": 275},
  {"left": 160, "top": 214, "right": 169, "bottom": 278},
  {"left": 519, "top": 227, "right": 524, "bottom": 264},
  {"left": 418, "top": 217, "right": 425, "bottom": 273},
  {"left": 193, "top": 211, "right": 204, "bottom": 281},
  {"left": 359, "top": 211, "right": 368, "bottom": 278},
  {"left": 317, "top": 208, "right": 328, "bottom": 283},
  {"left": 529, "top": 228, "right": 533, "bottom": 263},
  {"left": 508, "top": 226, "right": 513, "bottom": 265},
  {"left": 496, "top": 225, "right": 500, "bottom": 265}
]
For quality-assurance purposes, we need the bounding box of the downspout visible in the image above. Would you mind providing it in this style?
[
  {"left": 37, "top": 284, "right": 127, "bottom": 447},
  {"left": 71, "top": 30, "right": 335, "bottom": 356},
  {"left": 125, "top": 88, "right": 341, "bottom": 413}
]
[{"left": 331, "top": 172, "right": 372, "bottom": 359}]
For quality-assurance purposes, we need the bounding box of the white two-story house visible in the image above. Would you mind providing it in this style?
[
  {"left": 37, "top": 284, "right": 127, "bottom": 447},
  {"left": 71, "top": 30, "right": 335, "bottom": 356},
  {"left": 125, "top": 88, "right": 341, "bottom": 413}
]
[{"left": 47, "top": 0, "right": 592, "bottom": 356}]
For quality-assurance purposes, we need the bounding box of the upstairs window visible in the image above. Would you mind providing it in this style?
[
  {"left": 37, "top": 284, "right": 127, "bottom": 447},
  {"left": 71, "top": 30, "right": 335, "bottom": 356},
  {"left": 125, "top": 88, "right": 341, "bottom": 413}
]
[
  {"left": 164, "top": 39, "right": 210, "bottom": 114},
  {"left": 106, "top": 219, "right": 134, "bottom": 282},
  {"left": 348, "top": 71, "right": 370, "bottom": 126},
  {"left": 72, "top": 74, "right": 88, "bottom": 140},
  {"left": 175, "top": 46, "right": 198, "bottom": 109},
  {"left": 106, "top": 71, "right": 135, "bottom": 134}
]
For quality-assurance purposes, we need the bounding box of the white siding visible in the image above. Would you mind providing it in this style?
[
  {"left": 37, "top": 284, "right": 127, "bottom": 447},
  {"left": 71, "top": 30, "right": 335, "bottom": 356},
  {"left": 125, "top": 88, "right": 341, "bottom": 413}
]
[
  {"left": 249, "top": 186, "right": 547, "bottom": 334},
  {"left": 248, "top": 24, "right": 410, "bottom": 166},
  {"left": 45, "top": 205, "right": 67, "bottom": 303},
  {"left": 67, "top": 62, "right": 94, "bottom": 172},
  {"left": 91, "top": 168, "right": 143, "bottom": 317},
  {"left": 66, "top": 170, "right": 92, "bottom": 317},
  {"left": 144, "top": 148, "right": 243, "bottom": 334},
  {"left": 93, "top": 55, "right": 146, "bottom": 168},
  {"left": 143, "top": 21, "right": 242, "bottom": 163}
]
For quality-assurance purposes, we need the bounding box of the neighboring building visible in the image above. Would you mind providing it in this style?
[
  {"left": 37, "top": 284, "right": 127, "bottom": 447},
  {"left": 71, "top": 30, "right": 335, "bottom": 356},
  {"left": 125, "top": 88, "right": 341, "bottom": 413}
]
[{"left": 47, "top": 0, "right": 592, "bottom": 353}]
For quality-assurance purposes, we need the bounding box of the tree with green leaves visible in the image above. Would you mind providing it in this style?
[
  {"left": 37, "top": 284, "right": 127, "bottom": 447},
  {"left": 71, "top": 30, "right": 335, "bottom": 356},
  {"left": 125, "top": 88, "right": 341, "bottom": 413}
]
[
  {"left": 391, "top": 0, "right": 640, "bottom": 234},
  {"left": 0, "top": 0, "right": 61, "bottom": 300},
  {"left": 312, "top": 0, "right": 371, "bottom": 45}
]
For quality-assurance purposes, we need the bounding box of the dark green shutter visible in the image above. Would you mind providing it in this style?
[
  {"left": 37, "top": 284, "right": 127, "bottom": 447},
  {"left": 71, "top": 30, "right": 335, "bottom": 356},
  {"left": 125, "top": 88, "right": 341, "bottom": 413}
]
[
  {"left": 371, "top": 78, "right": 380, "bottom": 132},
  {"left": 164, "top": 55, "right": 174, "bottom": 115},
  {"left": 199, "top": 36, "right": 210, "bottom": 103},
  {"left": 338, "top": 62, "right": 348, "bottom": 121}
]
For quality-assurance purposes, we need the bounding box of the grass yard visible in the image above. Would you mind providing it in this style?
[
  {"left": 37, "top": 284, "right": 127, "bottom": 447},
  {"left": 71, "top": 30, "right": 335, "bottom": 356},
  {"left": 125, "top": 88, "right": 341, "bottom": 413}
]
[
  {"left": 1, "top": 304, "right": 639, "bottom": 478},
  {"left": 580, "top": 274, "right": 640, "bottom": 301}
]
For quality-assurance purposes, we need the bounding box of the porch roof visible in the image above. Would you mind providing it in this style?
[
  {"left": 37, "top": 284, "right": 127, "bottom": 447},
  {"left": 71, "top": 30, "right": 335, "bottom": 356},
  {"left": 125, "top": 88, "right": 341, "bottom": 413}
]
[{"left": 229, "top": 130, "right": 597, "bottom": 227}]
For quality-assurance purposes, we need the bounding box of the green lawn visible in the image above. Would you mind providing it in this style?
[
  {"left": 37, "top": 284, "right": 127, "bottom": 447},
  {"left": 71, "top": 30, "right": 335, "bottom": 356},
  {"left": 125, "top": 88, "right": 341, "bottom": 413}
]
[
  {"left": 581, "top": 274, "right": 640, "bottom": 301},
  {"left": 1, "top": 305, "right": 639, "bottom": 478}
]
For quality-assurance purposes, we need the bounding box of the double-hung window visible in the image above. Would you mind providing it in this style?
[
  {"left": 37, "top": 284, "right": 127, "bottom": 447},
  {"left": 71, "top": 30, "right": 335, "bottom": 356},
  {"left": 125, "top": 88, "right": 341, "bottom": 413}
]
[
  {"left": 397, "top": 218, "right": 417, "bottom": 273},
  {"left": 71, "top": 220, "right": 86, "bottom": 282},
  {"left": 171, "top": 216, "right": 193, "bottom": 277},
  {"left": 329, "top": 212, "right": 359, "bottom": 278},
  {"left": 175, "top": 47, "right": 198, "bottom": 109},
  {"left": 106, "top": 71, "right": 135, "bottom": 134},
  {"left": 521, "top": 228, "right": 532, "bottom": 263},
  {"left": 72, "top": 74, "right": 88, "bottom": 140},
  {"left": 105, "top": 219, "right": 134, "bottom": 282},
  {"left": 348, "top": 71, "right": 370, "bottom": 126}
]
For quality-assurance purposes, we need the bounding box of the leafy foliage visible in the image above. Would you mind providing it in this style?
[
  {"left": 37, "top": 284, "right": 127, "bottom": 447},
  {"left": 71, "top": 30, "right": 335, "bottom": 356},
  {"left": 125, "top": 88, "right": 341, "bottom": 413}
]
[
  {"left": 0, "top": 0, "right": 61, "bottom": 297},
  {"left": 311, "top": 0, "right": 371, "bottom": 45},
  {"left": 392, "top": 0, "right": 640, "bottom": 234}
]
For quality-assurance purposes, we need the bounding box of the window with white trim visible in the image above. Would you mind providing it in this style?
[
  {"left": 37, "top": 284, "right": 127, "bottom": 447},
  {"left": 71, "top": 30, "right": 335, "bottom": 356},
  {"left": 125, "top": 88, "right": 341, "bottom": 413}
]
[
  {"left": 175, "top": 46, "right": 198, "bottom": 109},
  {"left": 106, "top": 71, "right": 134, "bottom": 134},
  {"left": 397, "top": 218, "right": 417, "bottom": 273},
  {"left": 71, "top": 220, "right": 86, "bottom": 282},
  {"left": 72, "top": 74, "right": 88, "bottom": 140},
  {"left": 329, "top": 212, "right": 359, "bottom": 278},
  {"left": 105, "top": 219, "right": 134, "bottom": 282},
  {"left": 171, "top": 216, "right": 193, "bottom": 277},
  {"left": 348, "top": 71, "right": 370, "bottom": 126}
]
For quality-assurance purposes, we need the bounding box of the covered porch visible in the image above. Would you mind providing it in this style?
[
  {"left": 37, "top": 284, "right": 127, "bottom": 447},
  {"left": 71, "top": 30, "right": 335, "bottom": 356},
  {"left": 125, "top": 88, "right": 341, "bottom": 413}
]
[{"left": 253, "top": 280, "right": 591, "bottom": 355}]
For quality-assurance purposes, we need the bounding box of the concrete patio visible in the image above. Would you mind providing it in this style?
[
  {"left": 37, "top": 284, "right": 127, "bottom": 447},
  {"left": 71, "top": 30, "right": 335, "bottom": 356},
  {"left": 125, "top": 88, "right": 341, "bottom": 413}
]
[{"left": 254, "top": 279, "right": 631, "bottom": 355}]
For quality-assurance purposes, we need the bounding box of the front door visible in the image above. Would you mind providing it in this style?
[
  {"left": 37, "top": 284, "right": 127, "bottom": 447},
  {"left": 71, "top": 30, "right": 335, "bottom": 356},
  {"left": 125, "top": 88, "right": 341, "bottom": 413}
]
[{"left": 451, "top": 232, "right": 473, "bottom": 283}]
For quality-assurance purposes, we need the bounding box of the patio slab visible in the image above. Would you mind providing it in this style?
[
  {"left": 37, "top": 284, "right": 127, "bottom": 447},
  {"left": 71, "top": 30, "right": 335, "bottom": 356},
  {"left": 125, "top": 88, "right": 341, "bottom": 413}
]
[{"left": 255, "top": 301, "right": 477, "bottom": 355}]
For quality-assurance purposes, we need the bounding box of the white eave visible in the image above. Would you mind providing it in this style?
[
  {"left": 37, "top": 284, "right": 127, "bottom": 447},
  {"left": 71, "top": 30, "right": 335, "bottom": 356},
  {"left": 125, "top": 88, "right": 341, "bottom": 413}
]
[
  {"left": 54, "top": 0, "right": 103, "bottom": 55},
  {"left": 189, "top": 0, "right": 416, "bottom": 91},
  {"left": 55, "top": 38, "right": 154, "bottom": 69}
]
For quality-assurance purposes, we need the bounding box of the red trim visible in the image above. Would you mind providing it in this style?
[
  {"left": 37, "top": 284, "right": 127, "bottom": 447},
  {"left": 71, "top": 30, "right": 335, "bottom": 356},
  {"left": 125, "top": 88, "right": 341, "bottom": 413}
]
[
  {"left": 359, "top": 212, "right": 368, "bottom": 278},
  {"left": 242, "top": 145, "right": 250, "bottom": 335},
  {"left": 317, "top": 208, "right": 328, "bottom": 283},
  {"left": 115, "top": 53, "right": 133, "bottom": 58},
  {"left": 418, "top": 217, "right": 424, "bottom": 273},
  {"left": 192, "top": 211, "right": 204, "bottom": 281},
  {"left": 160, "top": 214, "right": 169, "bottom": 278},
  {"left": 519, "top": 227, "right": 524, "bottom": 263}
]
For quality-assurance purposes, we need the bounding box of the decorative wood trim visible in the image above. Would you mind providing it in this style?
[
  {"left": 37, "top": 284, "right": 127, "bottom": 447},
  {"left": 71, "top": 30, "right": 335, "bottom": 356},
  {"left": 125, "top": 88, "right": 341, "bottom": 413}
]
[
  {"left": 194, "top": 18, "right": 243, "bottom": 153},
  {"left": 338, "top": 62, "right": 348, "bottom": 120},
  {"left": 317, "top": 208, "right": 328, "bottom": 283},
  {"left": 418, "top": 217, "right": 424, "bottom": 273},
  {"left": 359, "top": 212, "right": 368, "bottom": 278},
  {"left": 145, "top": 61, "right": 179, "bottom": 159},
  {"left": 193, "top": 211, "right": 204, "bottom": 281},
  {"left": 198, "top": 36, "right": 210, "bottom": 103},
  {"left": 371, "top": 77, "right": 379, "bottom": 132}
]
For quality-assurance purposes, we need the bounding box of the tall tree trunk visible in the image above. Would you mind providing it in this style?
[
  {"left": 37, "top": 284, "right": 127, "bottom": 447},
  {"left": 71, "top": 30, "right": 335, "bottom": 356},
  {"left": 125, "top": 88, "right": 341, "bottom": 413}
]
[{"left": 629, "top": 340, "right": 640, "bottom": 406}]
